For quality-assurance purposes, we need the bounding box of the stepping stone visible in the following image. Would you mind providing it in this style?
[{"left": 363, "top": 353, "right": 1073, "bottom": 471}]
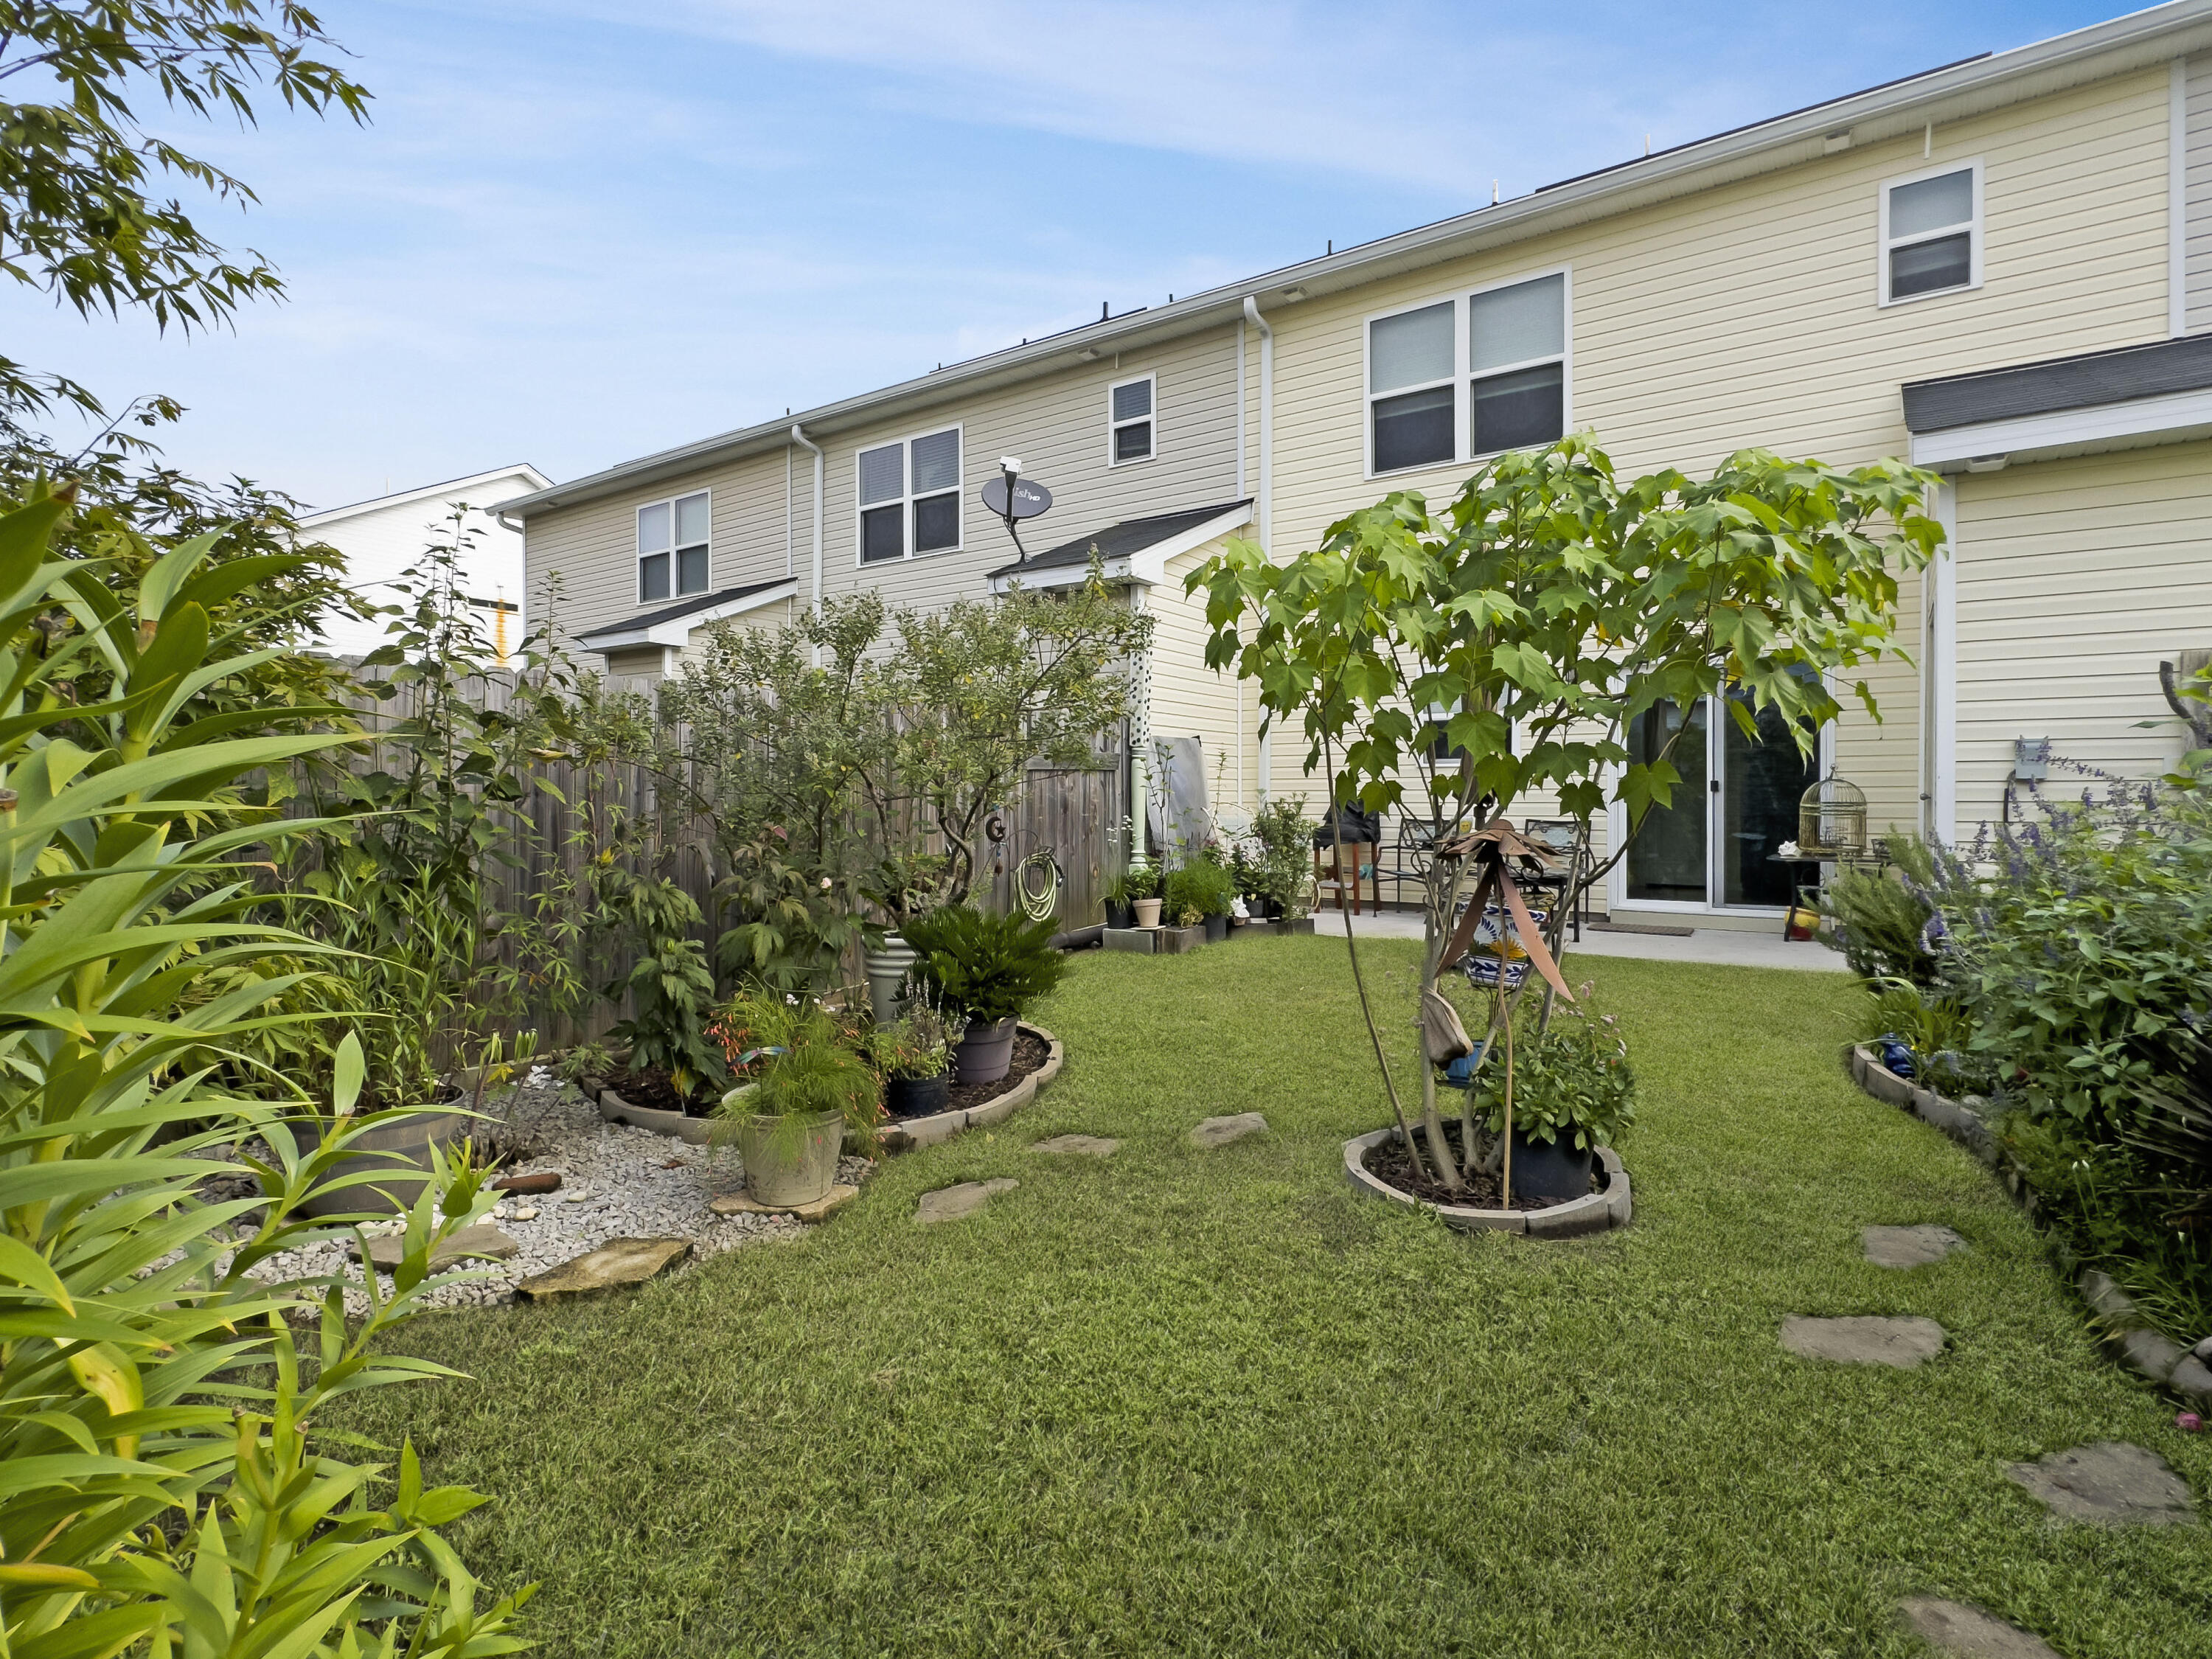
[
  {"left": 1898, "top": 1596, "right": 2062, "bottom": 1658},
  {"left": 915, "top": 1178, "right": 1018, "bottom": 1224},
  {"left": 515, "top": 1237, "right": 691, "bottom": 1301},
  {"left": 1863, "top": 1224, "right": 1967, "bottom": 1268},
  {"left": 2005, "top": 1441, "right": 2197, "bottom": 1526},
  {"left": 1031, "top": 1134, "right": 1120, "bottom": 1156},
  {"left": 1781, "top": 1315, "right": 1946, "bottom": 1368},
  {"left": 710, "top": 1183, "right": 858, "bottom": 1223},
  {"left": 354, "top": 1223, "right": 518, "bottom": 1273},
  {"left": 1191, "top": 1113, "right": 1267, "bottom": 1149}
]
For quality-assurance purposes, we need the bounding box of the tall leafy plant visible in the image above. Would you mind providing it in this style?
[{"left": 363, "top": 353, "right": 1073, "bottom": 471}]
[
  {"left": 0, "top": 491, "right": 527, "bottom": 1654},
  {"left": 1189, "top": 438, "right": 1939, "bottom": 1192}
]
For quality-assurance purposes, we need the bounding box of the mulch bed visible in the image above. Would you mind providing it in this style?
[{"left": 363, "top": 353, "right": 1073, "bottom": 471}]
[
  {"left": 1361, "top": 1117, "right": 1596, "bottom": 1211},
  {"left": 940, "top": 1029, "right": 1051, "bottom": 1116}
]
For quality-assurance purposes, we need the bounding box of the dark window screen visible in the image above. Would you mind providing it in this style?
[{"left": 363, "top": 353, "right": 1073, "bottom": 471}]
[
  {"left": 1373, "top": 385, "right": 1454, "bottom": 473},
  {"left": 1890, "top": 232, "right": 1971, "bottom": 299},
  {"left": 860, "top": 504, "right": 902, "bottom": 563},
  {"left": 1471, "top": 363, "right": 1563, "bottom": 455},
  {"left": 639, "top": 552, "right": 670, "bottom": 602},
  {"left": 913, "top": 493, "right": 959, "bottom": 553}
]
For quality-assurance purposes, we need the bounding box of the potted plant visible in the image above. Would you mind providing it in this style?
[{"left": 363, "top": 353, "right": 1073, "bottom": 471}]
[
  {"left": 1168, "top": 855, "right": 1237, "bottom": 942},
  {"left": 1102, "top": 870, "right": 1135, "bottom": 930},
  {"left": 1465, "top": 994, "right": 1636, "bottom": 1203},
  {"left": 903, "top": 905, "right": 1069, "bottom": 1084},
  {"left": 714, "top": 992, "right": 881, "bottom": 1207},
  {"left": 1126, "top": 860, "right": 1163, "bottom": 928},
  {"left": 867, "top": 997, "right": 957, "bottom": 1119}
]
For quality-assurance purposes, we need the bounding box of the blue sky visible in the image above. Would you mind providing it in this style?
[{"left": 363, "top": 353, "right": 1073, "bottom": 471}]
[{"left": 1, "top": 0, "right": 2130, "bottom": 510}]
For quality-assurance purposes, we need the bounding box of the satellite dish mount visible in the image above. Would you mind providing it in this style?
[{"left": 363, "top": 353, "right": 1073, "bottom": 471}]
[{"left": 981, "top": 456, "right": 1053, "bottom": 563}]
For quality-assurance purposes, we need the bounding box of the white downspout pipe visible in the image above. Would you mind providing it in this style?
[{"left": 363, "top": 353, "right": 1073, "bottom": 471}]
[
  {"left": 790, "top": 423, "right": 824, "bottom": 664},
  {"left": 1243, "top": 296, "right": 1274, "bottom": 801}
]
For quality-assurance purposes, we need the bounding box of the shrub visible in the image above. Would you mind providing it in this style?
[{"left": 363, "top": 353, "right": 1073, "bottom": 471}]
[
  {"left": 1164, "top": 857, "right": 1236, "bottom": 926},
  {"left": 1473, "top": 992, "right": 1637, "bottom": 1152},
  {"left": 904, "top": 905, "right": 1068, "bottom": 1025},
  {"left": 600, "top": 864, "right": 726, "bottom": 1099},
  {"left": 1818, "top": 838, "right": 1938, "bottom": 985}
]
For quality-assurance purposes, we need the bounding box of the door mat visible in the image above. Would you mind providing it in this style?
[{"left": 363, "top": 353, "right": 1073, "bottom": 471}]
[{"left": 1587, "top": 918, "right": 1695, "bottom": 937}]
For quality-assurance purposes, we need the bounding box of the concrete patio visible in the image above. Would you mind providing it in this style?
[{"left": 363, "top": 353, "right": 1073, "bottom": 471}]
[{"left": 1326, "top": 908, "right": 1851, "bottom": 972}]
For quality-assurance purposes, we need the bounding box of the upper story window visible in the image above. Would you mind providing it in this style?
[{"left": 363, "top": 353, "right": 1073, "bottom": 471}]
[
  {"left": 638, "top": 490, "right": 709, "bottom": 602},
  {"left": 1109, "top": 374, "right": 1155, "bottom": 464},
  {"left": 858, "top": 425, "right": 961, "bottom": 563},
  {"left": 1881, "top": 162, "right": 1980, "bottom": 305},
  {"left": 1366, "top": 271, "right": 1569, "bottom": 477}
]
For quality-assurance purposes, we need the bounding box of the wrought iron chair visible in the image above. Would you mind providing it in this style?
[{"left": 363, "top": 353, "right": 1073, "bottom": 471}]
[{"left": 1520, "top": 818, "right": 1589, "bottom": 944}]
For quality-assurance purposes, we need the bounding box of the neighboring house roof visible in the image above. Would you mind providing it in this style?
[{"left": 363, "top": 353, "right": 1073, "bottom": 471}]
[
  {"left": 1903, "top": 335, "right": 2212, "bottom": 471},
  {"left": 987, "top": 501, "right": 1252, "bottom": 593},
  {"left": 495, "top": 1, "right": 2212, "bottom": 521},
  {"left": 297, "top": 464, "right": 552, "bottom": 529},
  {"left": 574, "top": 577, "right": 798, "bottom": 651}
]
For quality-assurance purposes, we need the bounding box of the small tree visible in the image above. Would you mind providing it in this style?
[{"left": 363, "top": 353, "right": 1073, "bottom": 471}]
[{"left": 1189, "top": 437, "right": 1941, "bottom": 1189}]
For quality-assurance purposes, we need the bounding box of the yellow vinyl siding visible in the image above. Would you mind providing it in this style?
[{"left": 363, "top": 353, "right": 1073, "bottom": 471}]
[
  {"left": 1144, "top": 544, "right": 1259, "bottom": 820},
  {"left": 1952, "top": 442, "right": 2212, "bottom": 830},
  {"left": 1257, "top": 66, "right": 2171, "bottom": 848}
]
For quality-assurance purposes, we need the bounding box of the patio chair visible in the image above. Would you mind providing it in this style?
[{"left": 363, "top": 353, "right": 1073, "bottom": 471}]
[
  {"left": 1520, "top": 818, "right": 1590, "bottom": 944},
  {"left": 1371, "top": 815, "right": 1455, "bottom": 908},
  {"left": 1312, "top": 839, "right": 1379, "bottom": 914}
]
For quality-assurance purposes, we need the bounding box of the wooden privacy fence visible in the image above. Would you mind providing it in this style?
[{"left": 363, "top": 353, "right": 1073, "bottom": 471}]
[{"left": 308, "top": 664, "right": 1127, "bottom": 1048}]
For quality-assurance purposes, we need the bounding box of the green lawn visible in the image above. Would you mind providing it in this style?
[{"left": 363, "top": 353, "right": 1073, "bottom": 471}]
[{"left": 341, "top": 939, "right": 2211, "bottom": 1658}]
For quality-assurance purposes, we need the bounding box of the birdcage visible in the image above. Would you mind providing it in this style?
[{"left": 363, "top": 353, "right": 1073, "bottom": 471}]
[{"left": 1797, "top": 773, "right": 1868, "bottom": 860}]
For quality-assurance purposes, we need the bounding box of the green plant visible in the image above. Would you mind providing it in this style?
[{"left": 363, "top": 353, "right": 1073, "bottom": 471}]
[
  {"left": 1818, "top": 835, "right": 1938, "bottom": 985},
  {"left": 712, "top": 991, "right": 880, "bottom": 1156},
  {"left": 716, "top": 824, "right": 871, "bottom": 997},
  {"left": 1192, "top": 437, "right": 1937, "bottom": 1196},
  {"left": 1121, "top": 860, "right": 1160, "bottom": 902},
  {"left": 600, "top": 863, "right": 726, "bottom": 1100},
  {"left": 1245, "top": 796, "right": 1315, "bottom": 917},
  {"left": 904, "top": 905, "right": 1068, "bottom": 1026},
  {"left": 1474, "top": 990, "right": 1638, "bottom": 1152},
  {"left": 866, "top": 998, "right": 956, "bottom": 1081},
  {"left": 0, "top": 493, "right": 525, "bottom": 1653},
  {"left": 1164, "top": 858, "right": 1235, "bottom": 926}
]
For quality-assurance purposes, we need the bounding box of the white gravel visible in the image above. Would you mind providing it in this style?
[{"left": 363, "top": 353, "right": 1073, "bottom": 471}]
[{"left": 237, "top": 1066, "right": 874, "bottom": 1314}]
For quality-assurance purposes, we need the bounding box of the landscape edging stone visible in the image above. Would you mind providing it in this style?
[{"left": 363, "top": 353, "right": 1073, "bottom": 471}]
[
  {"left": 1848, "top": 1043, "right": 2208, "bottom": 1407},
  {"left": 1340, "top": 1128, "right": 1630, "bottom": 1237},
  {"left": 877, "top": 1024, "right": 1063, "bottom": 1152}
]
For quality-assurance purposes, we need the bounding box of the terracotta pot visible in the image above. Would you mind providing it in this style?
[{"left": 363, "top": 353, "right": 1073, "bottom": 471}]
[
  {"left": 1133, "top": 897, "right": 1164, "bottom": 928},
  {"left": 734, "top": 1108, "right": 845, "bottom": 1207},
  {"left": 953, "top": 1015, "right": 1019, "bottom": 1085}
]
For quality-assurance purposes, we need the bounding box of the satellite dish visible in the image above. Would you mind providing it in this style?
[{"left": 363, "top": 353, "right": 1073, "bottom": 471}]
[{"left": 981, "top": 475, "right": 1052, "bottom": 520}]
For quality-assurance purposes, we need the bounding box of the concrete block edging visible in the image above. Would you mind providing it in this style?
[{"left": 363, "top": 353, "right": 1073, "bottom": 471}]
[{"left": 1341, "top": 1127, "right": 1632, "bottom": 1238}]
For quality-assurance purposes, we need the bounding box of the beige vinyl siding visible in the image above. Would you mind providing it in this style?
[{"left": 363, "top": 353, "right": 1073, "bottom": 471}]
[
  {"left": 1256, "top": 66, "right": 2173, "bottom": 851},
  {"left": 2185, "top": 53, "right": 2212, "bottom": 332},
  {"left": 526, "top": 447, "right": 793, "bottom": 650},
  {"left": 813, "top": 327, "right": 1242, "bottom": 618},
  {"left": 1144, "top": 543, "right": 1259, "bottom": 820},
  {"left": 1951, "top": 442, "right": 2212, "bottom": 831}
]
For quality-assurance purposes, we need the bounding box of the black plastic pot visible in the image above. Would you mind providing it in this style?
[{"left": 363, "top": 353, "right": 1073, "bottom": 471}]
[
  {"left": 1506, "top": 1130, "right": 1595, "bottom": 1202},
  {"left": 1105, "top": 899, "right": 1134, "bottom": 929},
  {"left": 885, "top": 1071, "right": 952, "bottom": 1119},
  {"left": 1203, "top": 913, "right": 1228, "bottom": 943}
]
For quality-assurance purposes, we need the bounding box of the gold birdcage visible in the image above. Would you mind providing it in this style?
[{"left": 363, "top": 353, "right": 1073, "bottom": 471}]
[{"left": 1798, "top": 773, "right": 1868, "bottom": 860}]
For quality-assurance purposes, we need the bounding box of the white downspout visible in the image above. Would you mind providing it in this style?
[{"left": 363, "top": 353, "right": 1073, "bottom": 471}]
[
  {"left": 790, "top": 423, "right": 824, "bottom": 664},
  {"left": 1243, "top": 296, "right": 1274, "bottom": 801}
]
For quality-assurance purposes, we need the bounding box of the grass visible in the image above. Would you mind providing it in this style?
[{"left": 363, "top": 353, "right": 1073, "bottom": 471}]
[{"left": 339, "top": 939, "right": 2212, "bottom": 1657}]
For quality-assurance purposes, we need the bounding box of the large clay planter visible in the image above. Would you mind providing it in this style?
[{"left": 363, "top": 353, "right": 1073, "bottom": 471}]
[
  {"left": 734, "top": 1108, "right": 845, "bottom": 1207},
  {"left": 296, "top": 1105, "right": 467, "bottom": 1217},
  {"left": 953, "top": 1015, "right": 1019, "bottom": 1085},
  {"left": 863, "top": 934, "right": 919, "bottom": 1024}
]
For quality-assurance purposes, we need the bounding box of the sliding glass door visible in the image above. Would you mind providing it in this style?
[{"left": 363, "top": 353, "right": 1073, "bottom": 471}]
[{"left": 1624, "top": 689, "right": 1820, "bottom": 911}]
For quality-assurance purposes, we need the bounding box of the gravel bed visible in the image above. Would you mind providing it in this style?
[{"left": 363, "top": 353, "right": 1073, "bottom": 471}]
[{"left": 232, "top": 1067, "right": 874, "bottom": 1315}]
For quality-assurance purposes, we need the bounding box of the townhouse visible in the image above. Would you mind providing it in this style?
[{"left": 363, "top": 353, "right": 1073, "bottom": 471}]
[{"left": 498, "top": 0, "right": 2212, "bottom": 930}]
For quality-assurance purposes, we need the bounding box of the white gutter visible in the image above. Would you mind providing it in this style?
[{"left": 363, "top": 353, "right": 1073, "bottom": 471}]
[
  {"left": 790, "top": 423, "right": 824, "bottom": 663},
  {"left": 1244, "top": 296, "right": 1274, "bottom": 802}
]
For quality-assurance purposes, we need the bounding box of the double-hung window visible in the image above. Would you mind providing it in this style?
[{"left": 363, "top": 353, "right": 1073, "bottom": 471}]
[
  {"left": 1880, "top": 163, "right": 1980, "bottom": 304},
  {"left": 1366, "top": 270, "right": 1569, "bottom": 476},
  {"left": 858, "top": 426, "right": 961, "bottom": 563},
  {"left": 1109, "top": 374, "right": 1155, "bottom": 464},
  {"left": 637, "top": 490, "right": 709, "bottom": 602}
]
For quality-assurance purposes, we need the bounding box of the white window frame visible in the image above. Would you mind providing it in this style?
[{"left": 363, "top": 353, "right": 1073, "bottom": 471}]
[
  {"left": 1363, "top": 264, "right": 1573, "bottom": 481},
  {"left": 636, "top": 488, "right": 711, "bottom": 604},
  {"left": 1107, "top": 372, "right": 1158, "bottom": 467},
  {"left": 854, "top": 422, "right": 964, "bottom": 566},
  {"left": 1878, "top": 158, "right": 1983, "bottom": 307}
]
